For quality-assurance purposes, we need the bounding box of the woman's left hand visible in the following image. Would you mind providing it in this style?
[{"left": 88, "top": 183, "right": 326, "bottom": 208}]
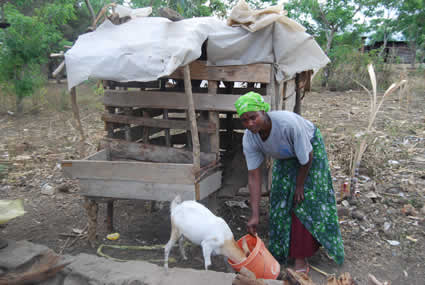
[{"left": 293, "top": 186, "right": 305, "bottom": 206}]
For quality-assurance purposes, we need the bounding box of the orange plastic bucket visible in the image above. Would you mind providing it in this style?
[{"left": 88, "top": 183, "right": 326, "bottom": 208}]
[{"left": 228, "top": 234, "right": 280, "bottom": 280}]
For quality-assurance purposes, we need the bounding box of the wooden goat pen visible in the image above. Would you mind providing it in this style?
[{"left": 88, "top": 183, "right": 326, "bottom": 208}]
[{"left": 61, "top": 60, "right": 310, "bottom": 245}]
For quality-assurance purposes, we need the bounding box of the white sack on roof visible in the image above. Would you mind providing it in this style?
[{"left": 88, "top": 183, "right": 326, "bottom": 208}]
[
  {"left": 65, "top": 14, "right": 329, "bottom": 89},
  {"left": 227, "top": 0, "right": 305, "bottom": 33}
]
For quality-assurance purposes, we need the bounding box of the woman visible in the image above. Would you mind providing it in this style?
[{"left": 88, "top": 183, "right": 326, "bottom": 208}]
[{"left": 234, "top": 92, "right": 344, "bottom": 272}]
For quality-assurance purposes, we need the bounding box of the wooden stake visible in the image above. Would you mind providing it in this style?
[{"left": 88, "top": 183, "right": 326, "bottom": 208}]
[
  {"left": 294, "top": 73, "right": 301, "bottom": 114},
  {"left": 70, "top": 87, "right": 86, "bottom": 143},
  {"left": 183, "top": 65, "right": 201, "bottom": 172},
  {"left": 83, "top": 198, "right": 98, "bottom": 248}
]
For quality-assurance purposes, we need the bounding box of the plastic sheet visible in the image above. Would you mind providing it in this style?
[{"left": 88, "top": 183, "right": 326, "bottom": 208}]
[{"left": 0, "top": 199, "right": 26, "bottom": 224}]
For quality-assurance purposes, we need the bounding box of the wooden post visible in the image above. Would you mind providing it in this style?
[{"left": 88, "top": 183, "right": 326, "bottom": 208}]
[
  {"left": 70, "top": 87, "right": 85, "bottom": 142},
  {"left": 163, "top": 109, "right": 171, "bottom": 147},
  {"left": 225, "top": 112, "right": 233, "bottom": 150},
  {"left": 124, "top": 107, "right": 132, "bottom": 142},
  {"left": 294, "top": 73, "right": 301, "bottom": 115},
  {"left": 84, "top": 198, "right": 98, "bottom": 248},
  {"left": 105, "top": 106, "right": 115, "bottom": 138},
  {"left": 265, "top": 67, "right": 276, "bottom": 192},
  {"left": 266, "top": 67, "right": 276, "bottom": 111},
  {"left": 106, "top": 201, "right": 114, "bottom": 233},
  {"left": 183, "top": 65, "right": 201, "bottom": 172},
  {"left": 208, "top": 80, "right": 220, "bottom": 159},
  {"left": 142, "top": 110, "right": 150, "bottom": 143},
  {"left": 199, "top": 111, "right": 210, "bottom": 152},
  {"left": 281, "top": 81, "right": 287, "bottom": 110}
]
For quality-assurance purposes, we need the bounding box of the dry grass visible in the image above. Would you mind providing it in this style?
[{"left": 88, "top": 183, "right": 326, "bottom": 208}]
[{"left": 0, "top": 81, "right": 102, "bottom": 115}]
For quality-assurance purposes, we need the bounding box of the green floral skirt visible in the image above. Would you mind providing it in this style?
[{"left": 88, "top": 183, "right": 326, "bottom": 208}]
[{"left": 268, "top": 128, "right": 344, "bottom": 265}]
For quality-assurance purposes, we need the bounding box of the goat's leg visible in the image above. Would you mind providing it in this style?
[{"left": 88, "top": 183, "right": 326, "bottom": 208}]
[
  {"left": 178, "top": 236, "right": 187, "bottom": 260},
  {"left": 201, "top": 239, "right": 222, "bottom": 270},
  {"left": 201, "top": 241, "right": 213, "bottom": 270},
  {"left": 164, "top": 226, "right": 180, "bottom": 271}
]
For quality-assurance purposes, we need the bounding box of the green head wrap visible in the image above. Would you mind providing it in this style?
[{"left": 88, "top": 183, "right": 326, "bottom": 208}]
[{"left": 234, "top": 92, "right": 270, "bottom": 116}]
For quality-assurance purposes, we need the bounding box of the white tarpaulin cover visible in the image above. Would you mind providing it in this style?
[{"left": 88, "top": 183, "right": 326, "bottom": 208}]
[{"left": 65, "top": 2, "right": 329, "bottom": 89}]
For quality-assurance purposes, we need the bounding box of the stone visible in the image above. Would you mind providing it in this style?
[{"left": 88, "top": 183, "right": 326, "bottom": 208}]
[
  {"left": 0, "top": 240, "right": 284, "bottom": 285},
  {"left": 352, "top": 210, "right": 366, "bottom": 221},
  {"left": 41, "top": 184, "right": 55, "bottom": 195},
  {"left": 372, "top": 217, "right": 386, "bottom": 225},
  {"left": 0, "top": 240, "right": 50, "bottom": 269},
  {"left": 337, "top": 207, "right": 351, "bottom": 217}
]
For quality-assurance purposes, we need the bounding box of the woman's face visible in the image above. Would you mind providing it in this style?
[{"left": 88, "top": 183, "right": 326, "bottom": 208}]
[{"left": 240, "top": 111, "right": 266, "bottom": 134}]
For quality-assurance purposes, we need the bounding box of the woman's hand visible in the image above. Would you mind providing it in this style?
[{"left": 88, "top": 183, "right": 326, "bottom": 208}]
[
  {"left": 247, "top": 215, "right": 259, "bottom": 236},
  {"left": 293, "top": 186, "right": 305, "bottom": 206}
]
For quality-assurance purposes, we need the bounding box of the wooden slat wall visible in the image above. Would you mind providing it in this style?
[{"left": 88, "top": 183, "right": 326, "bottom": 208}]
[
  {"left": 103, "top": 91, "right": 272, "bottom": 112},
  {"left": 61, "top": 160, "right": 195, "bottom": 184},
  {"left": 168, "top": 61, "right": 272, "bottom": 83},
  {"left": 100, "top": 138, "right": 216, "bottom": 166},
  {"left": 101, "top": 113, "right": 216, "bottom": 133},
  {"left": 79, "top": 178, "right": 197, "bottom": 201}
]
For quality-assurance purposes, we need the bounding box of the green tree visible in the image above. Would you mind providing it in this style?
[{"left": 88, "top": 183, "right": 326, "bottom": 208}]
[
  {"left": 0, "top": 1, "right": 75, "bottom": 112},
  {"left": 130, "top": 0, "right": 228, "bottom": 18},
  {"left": 366, "top": 0, "right": 399, "bottom": 58},
  {"left": 394, "top": 0, "right": 425, "bottom": 66},
  {"left": 284, "top": 0, "right": 376, "bottom": 86}
]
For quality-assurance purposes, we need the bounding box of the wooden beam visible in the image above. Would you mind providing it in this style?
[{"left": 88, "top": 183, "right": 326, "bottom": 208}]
[
  {"left": 79, "top": 178, "right": 196, "bottom": 201},
  {"left": 168, "top": 61, "right": 272, "bottom": 83},
  {"left": 105, "top": 80, "right": 160, "bottom": 90},
  {"left": 103, "top": 90, "right": 272, "bottom": 112},
  {"left": 61, "top": 160, "right": 195, "bottom": 184},
  {"left": 99, "top": 138, "right": 216, "bottom": 166},
  {"left": 183, "top": 65, "right": 201, "bottom": 172}
]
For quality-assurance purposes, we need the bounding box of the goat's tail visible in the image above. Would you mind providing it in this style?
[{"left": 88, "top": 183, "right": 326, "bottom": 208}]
[{"left": 170, "top": 195, "right": 182, "bottom": 213}]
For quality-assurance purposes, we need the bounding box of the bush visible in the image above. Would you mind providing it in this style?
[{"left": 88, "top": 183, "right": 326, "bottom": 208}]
[{"left": 317, "top": 45, "right": 398, "bottom": 92}]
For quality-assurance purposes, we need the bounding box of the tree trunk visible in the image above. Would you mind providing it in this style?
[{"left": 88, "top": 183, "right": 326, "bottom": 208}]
[
  {"left": 84, "top": 0, "right": 96, "bottom": 23},
  {"left": 378, "top": 28, "right": 389, "bottom": 59},
  {"left": 321, "top": 29, "right": 335, "bottom": 88},
  {"left": 410, "top": 40, "right": 417, "bottom": 68},
  {"left": 16, "top": 95, "right": 23, "bottom": 114}
]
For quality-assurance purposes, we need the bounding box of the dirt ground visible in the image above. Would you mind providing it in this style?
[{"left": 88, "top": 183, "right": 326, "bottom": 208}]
[{"left": 1, "top": 77, "right": 424, "bottom": 284}]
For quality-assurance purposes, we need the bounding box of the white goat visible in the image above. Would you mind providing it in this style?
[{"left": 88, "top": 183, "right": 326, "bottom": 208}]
[{"left": 164, "top": 195, "right": 248, "bottom": 271}]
